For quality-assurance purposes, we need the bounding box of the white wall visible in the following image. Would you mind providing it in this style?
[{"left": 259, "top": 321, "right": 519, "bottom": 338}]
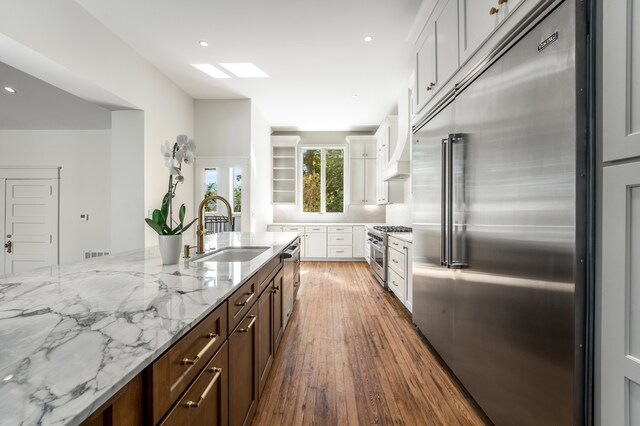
[
  {"left": 111, "top": 111, "right": 144, "bottom": 252},
  {"left": 0, "top": 130, "right": 111, "bottom": 263},
  {"left": 0, "top": 0, "right": 195, "bottom": 247},
  {"left": 250, "top": 104, "right": 273, "bottom": 232},
  {"left": 195, "top": 100, "right": 251, "bottom": 157},
  {"left": 385, "top": 178, "right": 412, "bottom": 226}
]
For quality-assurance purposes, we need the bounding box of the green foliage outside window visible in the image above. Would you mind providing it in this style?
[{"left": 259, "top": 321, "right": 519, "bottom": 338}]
[{"left": 301, "top": 147, "right": 344, "bottom": 213}]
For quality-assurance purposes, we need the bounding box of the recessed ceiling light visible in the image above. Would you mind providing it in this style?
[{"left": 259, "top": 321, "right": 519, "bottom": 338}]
[
  {"left": 364, "top": 36, "right": 373, "bottom": 42},
  {"left": 3, "top": 375, "right": 13, "bottom": 382},
  {"left": 4, "top": 86, "right": 16, "bottom": 93},
  {"left": 352, "top": 94, "right": 358, "bottom": 99},
  {"left": 219, "top": 63, "right": 269, "bottom": 78},
  {"left": 199, "top": 40, "right": 209, "bottom": 47},
  {"left": 192, "top": 64, "right": 230, "bottom": 79}
]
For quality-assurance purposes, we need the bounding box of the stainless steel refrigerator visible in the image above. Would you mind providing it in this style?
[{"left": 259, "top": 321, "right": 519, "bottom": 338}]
[{"left": 412, "top": 1, "right": 590, "bottom": 425}]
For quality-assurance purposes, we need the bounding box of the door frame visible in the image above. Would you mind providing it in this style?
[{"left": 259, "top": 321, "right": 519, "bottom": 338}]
[
  {"left": 194, "top": 157, "right": 249, "bottom": 232},
  {"left": 0, "top": 167, "right": 61, "bottom": 275}
]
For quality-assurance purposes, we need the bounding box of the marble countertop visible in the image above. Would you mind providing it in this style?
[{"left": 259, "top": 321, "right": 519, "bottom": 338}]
[
  {"left": 0, "top": 232, "right": 298, "bottom": 426},
  {"left": 388, "top": 232, "right": 413, "bottom": 243},
  {"left": 269, "top": 222, "right": 383, "bottom": 226}
]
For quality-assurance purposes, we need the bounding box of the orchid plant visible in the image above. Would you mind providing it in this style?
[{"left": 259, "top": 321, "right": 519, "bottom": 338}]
[{"left": 145, "top": 134, "right": 198, "bottom": 235}]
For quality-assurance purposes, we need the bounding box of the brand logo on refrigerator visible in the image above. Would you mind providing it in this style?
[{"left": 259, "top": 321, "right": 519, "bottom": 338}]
[{"left": 538, "top": 32, "right": 558, "bottom": 52}]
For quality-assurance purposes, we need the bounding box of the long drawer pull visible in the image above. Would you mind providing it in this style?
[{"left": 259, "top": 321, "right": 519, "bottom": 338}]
[
  {"left": 184, "top": 367, "right": 222, "bottom": 408},
  {"left": 238, "top": 315, "right": 257, "bottom": 332},
  {"left": 235, "top": 291, "right": 255, "bottom": 307},
  {"left": 181, "top": 333, "right": 219, "bottom": 365}
]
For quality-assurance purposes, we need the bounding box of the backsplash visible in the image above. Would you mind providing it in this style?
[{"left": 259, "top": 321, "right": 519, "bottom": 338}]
[{"left": 273, "top": 204, "right": 385, "bottom": 223}]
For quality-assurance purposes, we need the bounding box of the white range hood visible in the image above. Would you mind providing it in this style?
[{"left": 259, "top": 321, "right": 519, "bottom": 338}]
[{"left": 384, "top": 87, "right": 411, "bottom": 181}]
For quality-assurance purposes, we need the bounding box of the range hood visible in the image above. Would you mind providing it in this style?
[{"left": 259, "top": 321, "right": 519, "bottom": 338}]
[{"left": 384, "top": 87, "right": 411, "bottom": 181}]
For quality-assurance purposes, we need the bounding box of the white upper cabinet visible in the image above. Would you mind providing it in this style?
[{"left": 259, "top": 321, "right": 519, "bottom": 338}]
[
  {"left": 416, "top": 0, "right": 459, "bottom": 114},
  {"left": 603, "top": 0, "right": 640, "bottom": 161},
  {"left": 436, "top": 0, "right": 460, "bottom": 88},
  {"left": 416, "top": 22, "right": 437, "bottom": 111},
  {"left": 348, "top": 137, "right": 377, "bottom": 205},
  {"left": 458, "top": 0, "right": 500, "bottom": 63},
  {"left": 459, "top": 0, "right": 523, "bottom": 63}
]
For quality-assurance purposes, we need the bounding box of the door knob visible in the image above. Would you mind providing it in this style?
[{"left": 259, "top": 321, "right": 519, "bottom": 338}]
[
  {"left": 489, "top": 6, "right": 499, "bottom": 15},
  {"left": 4, "top": 240, "right": 12, "bottom": 254}
]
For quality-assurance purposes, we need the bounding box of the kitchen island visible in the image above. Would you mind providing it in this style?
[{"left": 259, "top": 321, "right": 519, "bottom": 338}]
[{"left": 0, "top": 232, "right": 299, "bottom": 426}]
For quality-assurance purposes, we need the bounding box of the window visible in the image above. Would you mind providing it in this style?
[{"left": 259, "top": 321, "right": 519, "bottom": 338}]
[
  {"left": 203, "top": 167, "right": 242, "bottom": 213},
  {"left": 301, "top": 147, "right": 345, "bottom": 214}
]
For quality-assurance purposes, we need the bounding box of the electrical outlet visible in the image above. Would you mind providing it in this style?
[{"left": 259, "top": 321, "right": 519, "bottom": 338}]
[{"left": 80, "top": 214, "right": 89, "bottom": 221}]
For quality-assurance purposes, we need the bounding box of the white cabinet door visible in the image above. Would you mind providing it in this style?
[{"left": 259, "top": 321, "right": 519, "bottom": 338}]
[
  {"left": 350, "top": 143, "right": 366, "bottom": 159},
  {"left": 416, "top": 21, "right": 437, "bottom": 112},
  {"left": 435, "top": 0, "right": 459, "bottom": 89},
  {"left": 267, "top": 225, "right": 283, "bottom": 232},
  {"left": 364, "top": 158, "right": 376, "bottom": 204},
  {"left": 305, "top": 232, "right": 327, "bottom": 258},
  {"left": 603, "top": 0, "right": 640, "bottom": 161},
  {"left": 404, "top": 243, "right": 413, "bottom": 313},
  {"left": 352, "top": 226, "right": 365, "bottom": 258},
  {"left": 364, "top": 141, "right": 377, "bottom": 159},
  {"left": 350, "top": 159, "right": 365, "bottom": 205},
  {"left": 601, "top": 162, "right": 640, "bottom": 424},
  {"left": 458, "top": 0, "right": 499, "bottom": 63}
]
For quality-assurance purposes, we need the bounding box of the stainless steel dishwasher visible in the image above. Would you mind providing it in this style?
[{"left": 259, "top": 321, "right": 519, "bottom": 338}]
[{"left": 281, "top": 238, "right": 300, "bottom": 329}]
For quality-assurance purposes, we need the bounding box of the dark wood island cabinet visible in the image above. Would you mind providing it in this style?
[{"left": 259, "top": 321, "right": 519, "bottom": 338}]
[{"left": 80, "top": 240, "right": 300, "bottom": 426}]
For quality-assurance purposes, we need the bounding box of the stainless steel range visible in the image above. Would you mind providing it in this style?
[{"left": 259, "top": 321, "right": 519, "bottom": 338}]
[{"left": 366, "top": 225, "right": 412, "bottom": 288}]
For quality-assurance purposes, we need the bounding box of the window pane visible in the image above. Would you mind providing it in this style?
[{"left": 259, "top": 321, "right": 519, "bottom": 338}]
[
  {"left": 325, "top": 149, "right": 344, "bottom": 213},
  {"left": 302, "top": 148, "right": 321, "bottom": 212},
  {"left": 204, "top": 168, "right": 218, "bottom": 212},
  {"left": 233, "top": 167, "right": 242, "bottom": 213}
]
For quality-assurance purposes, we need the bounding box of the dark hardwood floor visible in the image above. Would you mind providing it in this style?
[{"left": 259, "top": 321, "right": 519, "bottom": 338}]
[{"left": 252, "top": 261, "right": 490, "bottom": 426}]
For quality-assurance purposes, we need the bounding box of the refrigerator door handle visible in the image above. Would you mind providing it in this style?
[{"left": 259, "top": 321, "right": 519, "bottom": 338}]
[
  {"left": 447, "top": 134, "right": 454, "bottom": 267},
  {"left": 441, "top": 137, "right": 448, "bottom": 266},
  {"left": 448, "top": 133, "right": 468, "bottom": 270}
]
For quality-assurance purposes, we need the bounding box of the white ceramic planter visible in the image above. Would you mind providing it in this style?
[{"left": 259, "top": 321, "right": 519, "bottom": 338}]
[{"left": 158, "top": 234, "right": 182, "bottom": 265}]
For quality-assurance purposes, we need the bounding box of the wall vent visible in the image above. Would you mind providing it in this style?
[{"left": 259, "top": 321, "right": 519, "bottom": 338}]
[{"left": 83, "top": 250, "right": 111, "bottom": 260}]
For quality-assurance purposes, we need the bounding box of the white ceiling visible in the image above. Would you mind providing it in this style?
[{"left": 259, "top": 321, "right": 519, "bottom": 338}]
[
  {"left": 0, "top": 61, "right": 112, "bottom": 130},
  {"left": 75, "top": 0, "right": 421, "bottom": 131}
]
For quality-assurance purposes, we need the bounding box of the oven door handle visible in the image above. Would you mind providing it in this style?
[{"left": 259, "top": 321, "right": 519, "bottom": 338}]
[{"left": 369, "top": 240, "right": 384, "bottom": 251}]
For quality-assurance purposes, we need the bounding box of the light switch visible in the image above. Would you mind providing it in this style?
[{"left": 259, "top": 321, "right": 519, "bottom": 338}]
[{"left": 80, "top": 214, "right": 89, "bottom": 221}]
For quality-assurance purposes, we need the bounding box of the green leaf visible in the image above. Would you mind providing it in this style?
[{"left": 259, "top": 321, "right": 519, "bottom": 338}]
[
  {"left": 179, "top": 204, "right": 186, "bottom": 226},
  {"left": 152, "top": 209, "right": 165, "bottom": 226},
  {"left": 145, "top": 218, "right": 164, "bottom": 235},
  {"left": 161, "top": 192, "right": 171, "bottom": 223},
  {"left": 181, "top": 217, "right": 198, "bottom": 233}
]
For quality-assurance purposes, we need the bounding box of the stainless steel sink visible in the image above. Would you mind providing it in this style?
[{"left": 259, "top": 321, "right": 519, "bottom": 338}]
[{"left": 191, "top": 246, "right": 270, "bottom": 263}]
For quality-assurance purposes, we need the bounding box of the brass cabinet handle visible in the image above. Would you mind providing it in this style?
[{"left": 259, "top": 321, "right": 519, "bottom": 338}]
[
  {"left": 4, "top": 240, "right": 12, "bottom": 254},
  {"left": 184, "top": 367, "right": 222, "bottom": 408},
  {"left": 498, "top": 0, "right": 508, "bottom": 4},
  {"left": 392, "top": 280, "right": 398, "bottom": 286},
  {"left": 392, "top": 259, "right": 399, "bottom": 264},
  {"left": 235, "top": 292, "right": 255, "bottom": 307},
  {"left": 181, "top": 333, "right": 219, "bottom": 365},
  {"left": 238, "top": 315, "right": 257, "bottom": 332},
  {"left": 426, "top": 82, "right": 436, "bottom": 91},
  {"left": 489, "top": 6, "right": 499, "bottom": 14}
]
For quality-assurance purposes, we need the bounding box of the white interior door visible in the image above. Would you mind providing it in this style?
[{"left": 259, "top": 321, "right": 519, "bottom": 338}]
[{"left": 4, "top": 179, "right": 59, "bottom": 274}]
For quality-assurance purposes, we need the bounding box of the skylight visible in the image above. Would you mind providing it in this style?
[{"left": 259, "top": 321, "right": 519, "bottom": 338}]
[
  {"left": 192, "top": 64, "right": 230, "bottom": 79},
  {"left": 219, "top": 63, "right": 269, "bottom": 78}
]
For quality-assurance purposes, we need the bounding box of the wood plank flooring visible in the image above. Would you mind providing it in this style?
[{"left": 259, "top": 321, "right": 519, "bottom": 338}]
[{"left": 252, "top": 262, "right": 491, "bottom": 426}]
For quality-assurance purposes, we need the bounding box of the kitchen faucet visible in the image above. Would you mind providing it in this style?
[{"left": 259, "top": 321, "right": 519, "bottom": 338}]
[{"left": 196, "top": 195, "right": 233, "bottom": 254}]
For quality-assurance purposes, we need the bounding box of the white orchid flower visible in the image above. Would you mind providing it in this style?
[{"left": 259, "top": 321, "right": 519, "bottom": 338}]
[
  {"left": 170, "top": 166, "right": 181, "bottom": 176},
  {"left": 175, "top": 175, "right": 185, "bottom": 183},
  {"left": 185, "top": 138, "right": 196, "bottom": 153},
  {"left": 160, "top": 141, "right": 173, "bottom": 160},
  {"left": 176, "top": 134, "right": 189, "bottom": 147},
  {"left": 184, "top": 150, "right": 194, "bottom": 165},
  {"left": 164, "top": 157, "right": 178, "bottom": 169}
]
